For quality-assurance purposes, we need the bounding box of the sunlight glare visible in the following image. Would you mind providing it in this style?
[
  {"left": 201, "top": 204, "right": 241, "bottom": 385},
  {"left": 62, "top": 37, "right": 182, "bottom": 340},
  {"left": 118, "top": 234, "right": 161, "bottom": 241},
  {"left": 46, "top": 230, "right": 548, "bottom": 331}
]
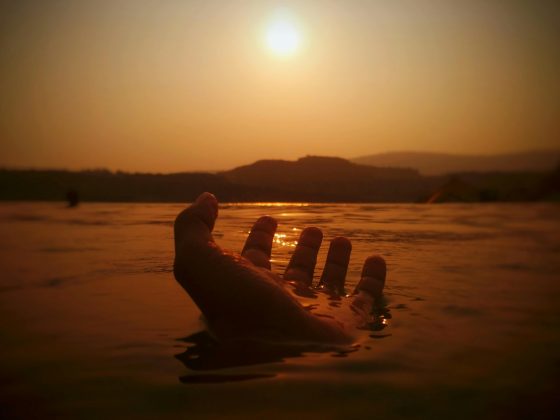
[{"left": 265, "top": 19, "right": 301, "bottom": 57}]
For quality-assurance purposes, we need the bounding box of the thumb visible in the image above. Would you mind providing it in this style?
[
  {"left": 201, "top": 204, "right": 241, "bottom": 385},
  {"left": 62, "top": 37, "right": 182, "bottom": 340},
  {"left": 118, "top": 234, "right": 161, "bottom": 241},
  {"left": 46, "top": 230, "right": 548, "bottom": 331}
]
[{"left": 174, "top": 192, "right": 219, "bottom": 248}]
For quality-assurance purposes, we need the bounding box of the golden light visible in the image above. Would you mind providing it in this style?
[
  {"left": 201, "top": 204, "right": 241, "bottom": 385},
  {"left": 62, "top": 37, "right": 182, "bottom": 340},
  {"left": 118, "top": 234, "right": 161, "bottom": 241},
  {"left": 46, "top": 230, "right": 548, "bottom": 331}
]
[{"left": 265, "top": 18, "right": 301, "bottom": 57}]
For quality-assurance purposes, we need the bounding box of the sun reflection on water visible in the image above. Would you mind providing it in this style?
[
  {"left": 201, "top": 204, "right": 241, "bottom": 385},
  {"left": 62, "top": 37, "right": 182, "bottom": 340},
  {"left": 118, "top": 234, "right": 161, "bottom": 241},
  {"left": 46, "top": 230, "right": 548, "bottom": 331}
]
[
  {"left": 227, "top": 202, "right": 310, "bottom": 207},
  {"left": 274, "top": 232, "right": 297, "bottom": 247}
]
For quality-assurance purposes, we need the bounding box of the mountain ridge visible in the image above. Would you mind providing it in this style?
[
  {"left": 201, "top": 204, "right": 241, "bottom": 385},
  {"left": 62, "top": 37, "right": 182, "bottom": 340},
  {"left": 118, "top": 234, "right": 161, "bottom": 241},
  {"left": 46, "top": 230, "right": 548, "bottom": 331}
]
[
  {"left": 351, "top": 149, "right": 560, "bottom": 175},
  {"left": 1, "top": 154, "right": 558, "bottom": 203},
  {"left": 221, "top": 155, "right": 426, "bottom": 202}
]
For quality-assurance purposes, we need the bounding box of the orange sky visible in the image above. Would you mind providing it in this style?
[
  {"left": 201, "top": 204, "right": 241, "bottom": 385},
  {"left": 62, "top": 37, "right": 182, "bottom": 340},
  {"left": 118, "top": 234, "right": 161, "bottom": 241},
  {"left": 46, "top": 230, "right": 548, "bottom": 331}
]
[{"left": 1, "top": 0, "right": 559, "bottom": 172}]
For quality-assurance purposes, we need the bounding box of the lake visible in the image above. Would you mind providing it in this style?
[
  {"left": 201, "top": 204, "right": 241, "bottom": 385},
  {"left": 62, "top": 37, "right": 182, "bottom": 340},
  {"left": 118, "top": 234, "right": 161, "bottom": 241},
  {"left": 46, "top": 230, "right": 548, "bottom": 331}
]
[{"left": 1, "top": 201, "right": 559, "bottom": 419}]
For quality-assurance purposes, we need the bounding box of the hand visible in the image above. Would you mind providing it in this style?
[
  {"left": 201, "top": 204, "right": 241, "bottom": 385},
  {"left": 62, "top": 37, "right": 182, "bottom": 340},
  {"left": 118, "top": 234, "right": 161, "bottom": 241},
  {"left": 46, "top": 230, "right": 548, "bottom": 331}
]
[{"left": 173, "top": 192, "right": 387, "bottom": 345}]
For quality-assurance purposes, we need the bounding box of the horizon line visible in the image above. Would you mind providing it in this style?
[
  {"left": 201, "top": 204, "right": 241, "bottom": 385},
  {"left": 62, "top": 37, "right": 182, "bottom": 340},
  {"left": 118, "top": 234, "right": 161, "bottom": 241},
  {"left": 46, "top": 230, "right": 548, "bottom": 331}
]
[{"left": 1, "top": 147, "right": 559, "bottom": 174}]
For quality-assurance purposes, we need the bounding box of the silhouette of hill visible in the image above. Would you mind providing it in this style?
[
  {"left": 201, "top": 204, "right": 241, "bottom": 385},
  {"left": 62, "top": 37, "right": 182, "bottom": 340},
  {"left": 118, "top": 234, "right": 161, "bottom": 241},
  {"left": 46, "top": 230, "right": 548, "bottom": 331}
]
[
  {"left": 0, "top": 169, "right": 272, "bottom": 203},
  {"left": 222, "top": 156, "right": 432, "bottom": 202},
  {"left": 351, "top": 150, "right": 560, "bottom": 175},
  {"left": 1, "top": 156, "right": 558, "bottom": 203}
]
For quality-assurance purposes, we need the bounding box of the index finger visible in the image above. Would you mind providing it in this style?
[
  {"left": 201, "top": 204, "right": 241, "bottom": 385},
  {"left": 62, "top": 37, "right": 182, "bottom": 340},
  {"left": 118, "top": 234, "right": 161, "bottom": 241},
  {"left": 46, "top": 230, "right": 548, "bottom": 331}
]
[
  {"left": 241, "top": 216, "right": 278, "bottom": 269},
  {"left": 284, "top": 227, "right": 323, "bottom": 286}
]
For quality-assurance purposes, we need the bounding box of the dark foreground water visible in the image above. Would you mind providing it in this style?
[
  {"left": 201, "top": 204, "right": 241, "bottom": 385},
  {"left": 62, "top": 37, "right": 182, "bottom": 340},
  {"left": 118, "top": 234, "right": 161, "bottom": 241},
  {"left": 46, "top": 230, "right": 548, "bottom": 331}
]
[{"left": 1, "top": 202, "right": 559, "bottom": 419}]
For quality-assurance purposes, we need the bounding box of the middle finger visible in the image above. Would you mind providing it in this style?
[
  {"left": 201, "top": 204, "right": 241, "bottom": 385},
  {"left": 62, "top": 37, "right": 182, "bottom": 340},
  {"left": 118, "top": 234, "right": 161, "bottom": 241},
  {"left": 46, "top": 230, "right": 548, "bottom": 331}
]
[
  {"left": 284, "top": 227, "right": 323, "bottom": 286},
  {"left": 241, "top": 216, "right": 278, "bottom": 269},
  {"left": 319, "top": 237, "right": 352, "bottom": 295}
]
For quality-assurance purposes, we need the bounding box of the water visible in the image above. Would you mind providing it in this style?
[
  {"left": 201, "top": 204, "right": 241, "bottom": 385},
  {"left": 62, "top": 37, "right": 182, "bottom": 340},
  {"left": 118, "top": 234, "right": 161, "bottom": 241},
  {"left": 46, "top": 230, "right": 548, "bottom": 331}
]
[{"left": 1, "top": 202, "right": 559, "bottom": 419}]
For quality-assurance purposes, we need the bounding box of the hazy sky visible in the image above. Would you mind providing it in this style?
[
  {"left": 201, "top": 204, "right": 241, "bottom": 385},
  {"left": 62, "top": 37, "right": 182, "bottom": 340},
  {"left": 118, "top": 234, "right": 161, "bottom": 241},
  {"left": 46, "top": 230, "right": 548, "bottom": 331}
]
[{"left": 1, "top": 0, "right": 559, "bottom": 172}]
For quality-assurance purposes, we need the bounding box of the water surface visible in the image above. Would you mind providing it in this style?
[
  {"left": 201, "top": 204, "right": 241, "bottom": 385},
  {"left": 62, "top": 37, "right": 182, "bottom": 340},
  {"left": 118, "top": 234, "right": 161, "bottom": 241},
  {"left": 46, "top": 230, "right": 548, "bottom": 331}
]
[{"left": 1, "top": 202, "right": 559, "bottom": 419}]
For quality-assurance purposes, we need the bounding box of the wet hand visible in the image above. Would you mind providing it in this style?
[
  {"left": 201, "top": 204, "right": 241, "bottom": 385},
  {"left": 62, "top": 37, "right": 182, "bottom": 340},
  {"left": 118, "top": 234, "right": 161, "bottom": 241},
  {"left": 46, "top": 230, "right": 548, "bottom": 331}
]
[{"left": 173, "top": 192, "right": 386, "bottom": 344}]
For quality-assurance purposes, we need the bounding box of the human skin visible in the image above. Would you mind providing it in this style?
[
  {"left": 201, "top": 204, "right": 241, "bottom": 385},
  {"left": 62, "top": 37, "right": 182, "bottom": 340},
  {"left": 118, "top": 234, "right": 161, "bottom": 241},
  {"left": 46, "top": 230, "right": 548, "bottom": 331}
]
[{"left": 173, "top": 192, "right": 387, "bottom": 344}]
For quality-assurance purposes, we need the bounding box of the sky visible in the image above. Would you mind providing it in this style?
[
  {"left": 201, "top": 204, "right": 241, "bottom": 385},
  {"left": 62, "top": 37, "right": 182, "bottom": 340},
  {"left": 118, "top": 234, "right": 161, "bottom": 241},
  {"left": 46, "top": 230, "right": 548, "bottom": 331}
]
[{"left": 1, "top": 0, "right": 559, "bottom": 172}]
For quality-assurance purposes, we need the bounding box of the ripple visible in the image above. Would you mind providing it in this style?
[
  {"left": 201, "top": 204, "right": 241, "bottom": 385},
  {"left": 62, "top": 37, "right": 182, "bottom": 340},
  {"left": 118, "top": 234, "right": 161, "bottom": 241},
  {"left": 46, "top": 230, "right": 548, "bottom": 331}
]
[{"left": 179, "top": 373, "right": 276, "bottom": 383}]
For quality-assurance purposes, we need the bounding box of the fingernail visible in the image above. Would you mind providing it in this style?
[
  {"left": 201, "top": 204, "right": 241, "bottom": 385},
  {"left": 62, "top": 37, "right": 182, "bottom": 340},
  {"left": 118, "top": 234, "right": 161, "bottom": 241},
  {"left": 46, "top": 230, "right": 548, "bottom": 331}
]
[
  {"left": 194, "top": 192, "right": 218, "bottom": 219},
  {"left": 256, "top": 215, "right": 278, "bottom": 229},
  {"left": 195, "top": 192, "right": 217, "bottom": 206},
  {"left": 362, "top": 255, "right": 386, "bottom": 282}
]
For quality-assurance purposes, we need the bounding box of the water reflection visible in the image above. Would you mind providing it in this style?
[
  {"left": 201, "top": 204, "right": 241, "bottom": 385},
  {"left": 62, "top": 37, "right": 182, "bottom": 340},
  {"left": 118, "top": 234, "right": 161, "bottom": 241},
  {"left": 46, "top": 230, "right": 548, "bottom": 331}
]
[
  {"left": 223, "top": 202, "right": 310, "bottom": 208},
  {"left": 175, "top": 329, "right": 368, "bottom": 384},
  {"left": 369, "top": 305, "right": 392, "bottom": 334},
  {"left": 273, "top": 232, "right": 297, "bottom": 247},
  {"left": 176, "top": 287, "right": 391, "bottom": 384},
  {"left": 175, "top": 331, "right": 333, "bottom": 384}
]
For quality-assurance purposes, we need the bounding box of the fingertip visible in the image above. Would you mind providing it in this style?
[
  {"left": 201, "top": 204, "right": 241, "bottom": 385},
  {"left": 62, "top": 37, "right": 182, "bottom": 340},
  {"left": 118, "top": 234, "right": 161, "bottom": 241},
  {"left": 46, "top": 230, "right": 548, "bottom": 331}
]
[
  {"left": 330, "top": 236, "right": 352, "bottom": 250},
  {"left": 255, "top": 215, "right": 278, "bottom": 231},
  {"left": 355, "top": 255, "right": 387, "bottom": 297},
  {"left": 175, "top": 192, "right": 219, "bottom": 236},
  {"left": 303, "top": 226, "right": 322, "bottom": 236},
  {"left": 195, "top": 191, "right": 217, "bottom": 204},
  {"left": 298, "top": 227, "right": 323, "bottom": 248},
  {"left": 331, "top": 236, "right": 352, "bottom": 248},
  {"left": 362, "top": 255, "right": 386, "bottom": 282},
  {"left": 194, "top": 192, "right": 218, "bottom": 220}
]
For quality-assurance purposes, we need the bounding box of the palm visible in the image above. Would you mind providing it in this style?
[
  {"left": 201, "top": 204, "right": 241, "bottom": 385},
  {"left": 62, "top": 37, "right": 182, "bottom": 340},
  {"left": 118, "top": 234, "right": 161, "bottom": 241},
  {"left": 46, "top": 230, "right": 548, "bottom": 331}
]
[{"left": 173, "top": 193, "right": 386, "bottom": 344}]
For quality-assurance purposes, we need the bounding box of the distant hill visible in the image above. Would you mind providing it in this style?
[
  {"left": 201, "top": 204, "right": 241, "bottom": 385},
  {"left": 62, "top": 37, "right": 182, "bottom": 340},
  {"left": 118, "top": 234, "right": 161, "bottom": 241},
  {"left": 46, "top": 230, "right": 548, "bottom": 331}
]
[
  {"left": 1, "top": 156, "right": 558, "bottom": 203},
  {"left": 351, "top": 150, "right": 560, "bottom": 175},
  {"left": 0, "top": 169, "right": 274, "bottom": 203},
  {"left": 0, "top": 157, "right": 437, "bottom": 203},
  {"left": 222, "top": 156, "right": 434, "bottom": 202}
]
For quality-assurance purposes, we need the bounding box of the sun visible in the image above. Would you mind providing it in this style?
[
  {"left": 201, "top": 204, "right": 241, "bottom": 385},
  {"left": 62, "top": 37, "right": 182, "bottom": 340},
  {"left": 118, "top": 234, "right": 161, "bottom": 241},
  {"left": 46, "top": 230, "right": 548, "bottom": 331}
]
[{"left": 265, "top": 19, "right": 301, "bottom": 57}]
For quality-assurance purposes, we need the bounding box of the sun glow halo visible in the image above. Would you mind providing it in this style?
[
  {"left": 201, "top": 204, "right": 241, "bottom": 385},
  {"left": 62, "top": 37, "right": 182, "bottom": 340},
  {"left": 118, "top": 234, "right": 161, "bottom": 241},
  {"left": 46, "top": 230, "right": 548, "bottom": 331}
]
[{"left": 265, "top": 19, "right": 301, "bottom": 57}]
